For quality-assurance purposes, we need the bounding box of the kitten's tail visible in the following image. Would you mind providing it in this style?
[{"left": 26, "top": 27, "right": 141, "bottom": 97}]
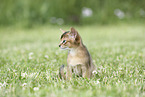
[{"left": 59, "top": 64, "right": 66, "bottom": 80}]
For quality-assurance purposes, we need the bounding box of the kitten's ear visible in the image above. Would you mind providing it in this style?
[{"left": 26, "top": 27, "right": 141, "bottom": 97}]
[
  {"left": 70, "top": 27, "right": 81, "bottom": 43},
  {"left": 60, "top": 28, "right": 65, "bottom": 33},
  {"left": 70, "top": 27, "right": 77, "bottom": 39}
]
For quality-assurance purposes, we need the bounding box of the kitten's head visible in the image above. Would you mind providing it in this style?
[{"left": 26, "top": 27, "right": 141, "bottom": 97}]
[{"left": 59, "top": 27, "right": 82, "bottom": 50}]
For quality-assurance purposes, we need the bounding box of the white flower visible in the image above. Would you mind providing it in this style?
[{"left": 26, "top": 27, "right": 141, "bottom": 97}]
[
  {"left": 2, "top": 81, "right": 7, "bottom": 87},
  {"left": 114, "top": 9, "right": 125, "bottom": 19},
  {"left": 45, "top": 55, "right": 49, "bottom": 59},
  {"left": 96, "top": 80, "right": 100, "bottom": 84},
  {"left": 22, "top": 83, "right": 27, "bottom": 87},
  {"left": 29, "top": 52, "right": 33, "bottom": 56},
  {"left": 94, "top": 80, "right": 100, "bottom": 84},
  {"left": 13, "top": 69, "right": 17, "bottom": 72},
  {"left": 21, "top": 72, "right": 27, "bottom": 78},
  {"left": 7, "top": 68, "right": 10, "bottom": 71},
  {"left": 29, "top": 56, "right": 32, "bottom": 59},
  {"left": 92, "top": 70, "right": 97, "bottom": 74},
  {"left": 33, "top": 87, "right": 39, "bottom": 91},
  {"left": 46, "top": 76, "right": 49, "bottom": 79},
  {"left": 29, "top": 52, "right": 33, "bottom": 59},
  {"left": 82, "top": 7, "right": 93, "bottom": 17}
]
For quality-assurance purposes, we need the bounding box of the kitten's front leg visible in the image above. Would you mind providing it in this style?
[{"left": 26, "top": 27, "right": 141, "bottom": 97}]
[
  {"left": 66, "top": 65, "right": 72, "bottom": 80},
  {"left": 81, "top": 65, "right": 91, "bottom": 78}
]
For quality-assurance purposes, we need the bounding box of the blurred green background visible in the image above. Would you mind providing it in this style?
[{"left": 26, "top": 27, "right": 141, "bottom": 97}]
[
  {"left": 0, "top": 1, "right": 145, "bottom": 97},
  {"left": 0, "top": 0, "right": 145, "bottom": 27}
]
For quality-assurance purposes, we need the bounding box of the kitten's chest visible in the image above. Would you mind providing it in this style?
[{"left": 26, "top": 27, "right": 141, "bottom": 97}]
[{"left": 67, "top": 50, "right": 85, "bottom": 66}]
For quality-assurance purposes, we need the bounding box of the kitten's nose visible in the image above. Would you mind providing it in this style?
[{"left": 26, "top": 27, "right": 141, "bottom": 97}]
[{"left": 59, "top": 45, "right": 61, "bottom": 47}]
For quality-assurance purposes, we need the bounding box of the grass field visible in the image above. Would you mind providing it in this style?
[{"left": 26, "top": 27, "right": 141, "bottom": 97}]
[{"left": 0, "top": 24, "right": 145, "bottom": 97}]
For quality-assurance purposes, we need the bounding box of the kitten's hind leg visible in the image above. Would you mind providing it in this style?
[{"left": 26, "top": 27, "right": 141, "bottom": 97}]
[{"left": 59, "top": 64, "right": 66, "bottom": 80}]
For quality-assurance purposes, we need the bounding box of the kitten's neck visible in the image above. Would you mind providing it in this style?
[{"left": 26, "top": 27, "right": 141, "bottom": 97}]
[{"left": 69, "top": 43, "right": 85, "bottom": 52}]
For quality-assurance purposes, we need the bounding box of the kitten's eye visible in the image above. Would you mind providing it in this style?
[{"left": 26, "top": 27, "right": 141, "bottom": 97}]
[{"left": 62, "top": 40, "right": 66, "bottom": 43}]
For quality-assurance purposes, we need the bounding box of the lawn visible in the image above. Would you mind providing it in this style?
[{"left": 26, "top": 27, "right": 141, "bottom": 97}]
[{"left": 0, "top": 24, "right": 145, "bottom": 97}]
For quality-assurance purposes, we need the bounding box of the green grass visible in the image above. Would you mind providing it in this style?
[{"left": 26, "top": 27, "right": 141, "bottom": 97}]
[{"left": 0, "top": 24, "right": 145, "bottom": 97}]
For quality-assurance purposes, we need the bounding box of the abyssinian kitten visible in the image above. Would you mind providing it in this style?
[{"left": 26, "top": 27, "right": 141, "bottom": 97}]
[{"left": 59, "top": 27, "right": 95, "bottom": 80}]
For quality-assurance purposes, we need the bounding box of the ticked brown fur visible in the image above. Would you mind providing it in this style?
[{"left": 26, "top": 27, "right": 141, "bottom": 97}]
[{"left": 59, "top": 27, "right": 95, "bottom": 80}]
